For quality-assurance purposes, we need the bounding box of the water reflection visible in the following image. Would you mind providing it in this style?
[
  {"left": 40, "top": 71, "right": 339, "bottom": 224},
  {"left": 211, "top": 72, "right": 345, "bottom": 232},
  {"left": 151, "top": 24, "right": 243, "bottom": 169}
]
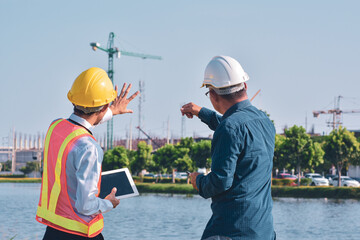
[
  {"left": 1, "top": 183, "right": 360, "bottom": 240},
  {"left": 272, "top": 197, "right": 360, "bottom": 239}
]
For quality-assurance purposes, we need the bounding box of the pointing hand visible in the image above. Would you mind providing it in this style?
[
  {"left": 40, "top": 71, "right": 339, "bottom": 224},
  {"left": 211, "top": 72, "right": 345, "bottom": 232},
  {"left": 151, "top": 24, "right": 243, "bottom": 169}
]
[{"left": 180, "top": 102, "right": 202, "bottom": 119}]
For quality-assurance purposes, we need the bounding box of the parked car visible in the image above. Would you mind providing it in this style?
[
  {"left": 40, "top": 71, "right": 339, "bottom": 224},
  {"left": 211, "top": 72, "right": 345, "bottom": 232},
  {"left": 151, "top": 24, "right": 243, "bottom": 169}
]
[
  {"left": 275, "top": 173, "right": 297, "bottom": 180},
  {"left": 325, "top": 174, "right": 337, "bottom": 182},
  {"left": 305, "top": 173, "right": 329, "bottom": 186},
  {"left": 331, "top": 176, "right": 360, "bottom": 187},
  {"left": 155, "top": 174, "right": 171, "bottom": 178},
  {"left": 144, "top": 173, "right": 155, "bottom": 178},
  {"left": 351, "top": 177, "right": 360, "bottom": 183},
  {"left": 175, "top": 172, "right": 188, "bottom": 179},
  {"left": 274, "top": 173, "right": 297, "bottom": 186}
]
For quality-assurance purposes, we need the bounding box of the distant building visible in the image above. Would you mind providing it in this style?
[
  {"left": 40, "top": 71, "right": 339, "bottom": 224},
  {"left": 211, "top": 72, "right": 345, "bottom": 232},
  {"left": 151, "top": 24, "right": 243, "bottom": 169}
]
[
  {"left": 15, "top": 149, "right": 42, "bottom": 171},
  {"left": 348, "top": 165, "right": 360, "bottom": 178},
  {"left": 0, "top": 147, "right": 42, "bottom": 172},
  {"left": 113, "top": 137, "right": 212, "bottom": 151}
]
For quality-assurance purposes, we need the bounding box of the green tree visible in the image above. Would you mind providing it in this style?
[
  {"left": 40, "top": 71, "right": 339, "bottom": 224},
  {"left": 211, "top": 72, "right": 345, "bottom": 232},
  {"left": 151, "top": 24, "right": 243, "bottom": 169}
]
[
  {"left": 2, "top": 160, "right": 12, "bottom": 171},
  {"left": 20, "top": 161, "right": 40, "bottom": 175},
  {"left": 130, "top": 141, "right": 153, "bottom": 175},
  {"left": 323, "top": 126, "right": 360, "bottom": 187},
  {"left": 153, "top": 144, "right": 186, "bottom": 173},
  {"left": 153, "top": 144, "right": 191, "bottom": 182},
  {"left": 283, "top": 125, "right": 321, "bottom": 186},
  {"left": 178, "top": 137, "right": 195, "bottom": 151},
  {"left": 311, "top": 142, "right": 325, "bottom": 171},
  {"left": 273, "top": 134, "right": 289, "bottom": 172},
  {"left": 174, "top": 155, "right": 193, "bottom": 172},
  {"left": 191, "top": 140, "right": 211, "bottom": 169},
  {"left": 103, "top": 146, "right": 129, "bottom": 171}
]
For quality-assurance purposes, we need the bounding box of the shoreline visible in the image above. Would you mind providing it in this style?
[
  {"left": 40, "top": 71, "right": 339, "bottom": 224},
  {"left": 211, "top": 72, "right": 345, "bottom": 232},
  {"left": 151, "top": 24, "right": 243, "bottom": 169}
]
[{"left": 2, "top": 179, "right": 360, "bottom": 199}]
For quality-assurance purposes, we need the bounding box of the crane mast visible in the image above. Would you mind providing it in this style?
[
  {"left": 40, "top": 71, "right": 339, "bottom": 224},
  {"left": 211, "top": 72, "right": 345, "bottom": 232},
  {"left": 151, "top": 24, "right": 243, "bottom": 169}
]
[{"left": 90, "top": 32, "right": 162, "bottom": 150}]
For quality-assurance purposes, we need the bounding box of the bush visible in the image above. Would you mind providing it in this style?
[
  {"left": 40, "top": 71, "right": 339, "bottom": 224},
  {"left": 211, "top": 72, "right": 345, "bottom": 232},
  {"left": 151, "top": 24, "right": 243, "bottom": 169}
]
[
  {"left": 136, "top": 183, "right": 197, "bottom": 194},
  {"left": 272, "top": 178, "right": 312, "bottom": 186},
  {"left": 299, "top": 178, "right": 312, "bottom": 186},
  {"left": 0, "top": 174, "right": 26, "bottom": 178},
  {"left": 133, "top": 176, "right": 188, "bottom": 184},
  {"left": 272, "top": 179, "right": 295, "bottom": 186},
  {"left": 271, "top": 186, "right": 360, "bottom": 199},
  {"left": 133, "top": 182, "right": 360, "bottom": 199},
  {"left": 0, "top": 178, "right": 41, "bottom": 183}
]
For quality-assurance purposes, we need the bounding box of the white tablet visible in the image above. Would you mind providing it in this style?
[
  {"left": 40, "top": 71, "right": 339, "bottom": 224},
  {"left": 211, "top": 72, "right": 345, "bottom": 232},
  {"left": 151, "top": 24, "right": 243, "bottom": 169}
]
[{"left": 99, "top": 168, "right": 139, "bottom": 199}]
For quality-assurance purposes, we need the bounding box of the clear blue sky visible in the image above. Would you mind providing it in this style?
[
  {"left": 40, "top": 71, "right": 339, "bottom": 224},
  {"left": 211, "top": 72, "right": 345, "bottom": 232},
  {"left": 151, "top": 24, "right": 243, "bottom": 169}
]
[{"left": 1, "top": 0, "right": 360, "bottom": 144}]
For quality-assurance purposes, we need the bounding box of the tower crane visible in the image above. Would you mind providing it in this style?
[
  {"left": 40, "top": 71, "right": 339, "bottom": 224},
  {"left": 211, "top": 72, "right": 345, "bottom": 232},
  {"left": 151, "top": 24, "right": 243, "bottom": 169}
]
[
  {"left": 313, "top": 95, "right": 360, "bottom": 130},
  {"left": 90, "top": 32, "right": 162, "bottom": 150}
]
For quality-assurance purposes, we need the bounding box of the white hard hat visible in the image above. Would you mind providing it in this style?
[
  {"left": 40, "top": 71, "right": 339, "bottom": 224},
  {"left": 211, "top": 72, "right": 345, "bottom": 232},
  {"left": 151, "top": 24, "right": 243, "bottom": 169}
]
[{"left": 201, "top": 56, "right": 249, "bottom": 89}]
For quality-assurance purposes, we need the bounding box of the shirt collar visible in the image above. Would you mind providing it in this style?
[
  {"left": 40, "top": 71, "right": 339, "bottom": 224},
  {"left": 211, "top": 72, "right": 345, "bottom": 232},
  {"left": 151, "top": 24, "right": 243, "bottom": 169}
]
[
  {"left": 222, "top": 99, "right": 252, "bottom": 119},
  {"left": 69, "top": 113, "right": 93, "bottom": 130}
]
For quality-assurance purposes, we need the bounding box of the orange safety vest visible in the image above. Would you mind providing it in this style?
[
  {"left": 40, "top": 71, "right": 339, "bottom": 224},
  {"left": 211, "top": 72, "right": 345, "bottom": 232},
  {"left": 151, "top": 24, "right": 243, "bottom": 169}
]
[{"left": 36, "top": 118, "right": 104, "bottom": 238}]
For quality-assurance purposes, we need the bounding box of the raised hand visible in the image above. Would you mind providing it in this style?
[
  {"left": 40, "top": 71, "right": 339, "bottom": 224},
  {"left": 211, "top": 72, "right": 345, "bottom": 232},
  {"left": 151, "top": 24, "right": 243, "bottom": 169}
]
[{"left": 110, "top": 83, "right": 140, "bottom": 115}]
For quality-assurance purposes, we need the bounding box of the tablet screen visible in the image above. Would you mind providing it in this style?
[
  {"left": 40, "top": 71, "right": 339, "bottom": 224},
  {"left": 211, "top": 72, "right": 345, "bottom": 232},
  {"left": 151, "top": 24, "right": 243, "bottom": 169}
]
[{"left": 99, "top": 168, "right": 139, "bottom": 199}]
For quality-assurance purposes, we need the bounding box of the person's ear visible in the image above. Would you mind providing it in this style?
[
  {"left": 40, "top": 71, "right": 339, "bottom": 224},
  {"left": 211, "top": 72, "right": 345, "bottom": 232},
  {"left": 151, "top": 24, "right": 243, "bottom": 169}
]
[
  {"left": 244, "top": 82, "right": 248, "bottom": 90},
  {"left": 212, "top": 90, "right": 220, "bottom": 102}
]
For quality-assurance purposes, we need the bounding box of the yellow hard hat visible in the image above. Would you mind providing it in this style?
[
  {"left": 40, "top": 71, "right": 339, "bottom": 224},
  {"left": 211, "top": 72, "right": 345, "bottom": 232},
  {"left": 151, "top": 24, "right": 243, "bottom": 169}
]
[{"left": 67, "top": 67, "right": 117, "bottom": 107}]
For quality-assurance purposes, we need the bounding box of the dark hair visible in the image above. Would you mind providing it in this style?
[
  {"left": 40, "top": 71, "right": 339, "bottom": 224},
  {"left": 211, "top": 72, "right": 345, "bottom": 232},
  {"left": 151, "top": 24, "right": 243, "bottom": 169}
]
[{"left": 73, "top": 106, "right": 98, "bottom": 116}]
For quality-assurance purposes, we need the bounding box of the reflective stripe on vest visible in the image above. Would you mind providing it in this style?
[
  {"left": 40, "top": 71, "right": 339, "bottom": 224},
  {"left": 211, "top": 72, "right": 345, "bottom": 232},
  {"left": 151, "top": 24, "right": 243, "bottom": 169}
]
[{"left": 36, "top": 119, "right": 104, "bottom": 237}]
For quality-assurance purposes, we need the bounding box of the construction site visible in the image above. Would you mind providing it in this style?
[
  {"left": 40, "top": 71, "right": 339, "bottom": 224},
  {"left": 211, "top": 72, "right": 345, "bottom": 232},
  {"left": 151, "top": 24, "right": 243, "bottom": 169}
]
[
  {"left": 1, "top": 31, "right": 360, "bottom": 175},
  {"left": 2, "top": 94, "right": 360, "bottom": 175}
]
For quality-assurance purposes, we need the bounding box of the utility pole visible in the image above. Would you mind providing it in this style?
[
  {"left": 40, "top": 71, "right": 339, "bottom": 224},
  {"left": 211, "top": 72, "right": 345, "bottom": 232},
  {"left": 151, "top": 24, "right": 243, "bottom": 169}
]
[
  {"left": 12, "top": 128, "right": 16, "bottom": 173},
  {"left": 181, "top": 115, "right": 186, "bottom": 138},
  {"left": 129, "top": 120, "right": 133, "bottom": 150},
  {"left": 138, "top": 80, "right": 145, "bottom": 139},
  {"left": 167, "top": 117, "right": 170, "bottom": 144},
  {"left": 90, "top": 32, "right": 162, "bottom": 150}
]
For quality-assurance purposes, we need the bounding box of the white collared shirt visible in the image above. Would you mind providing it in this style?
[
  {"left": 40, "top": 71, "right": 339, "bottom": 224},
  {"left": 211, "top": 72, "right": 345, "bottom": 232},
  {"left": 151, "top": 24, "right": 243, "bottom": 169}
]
[{"left": 66, "top": 113, "right": 113, "bottom": 222}]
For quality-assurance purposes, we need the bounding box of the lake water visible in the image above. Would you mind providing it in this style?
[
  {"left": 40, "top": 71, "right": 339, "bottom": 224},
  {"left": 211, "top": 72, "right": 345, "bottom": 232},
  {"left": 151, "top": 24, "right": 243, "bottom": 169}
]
[{"left": 1, "top": 183, "right": 360, "bottom": 240}]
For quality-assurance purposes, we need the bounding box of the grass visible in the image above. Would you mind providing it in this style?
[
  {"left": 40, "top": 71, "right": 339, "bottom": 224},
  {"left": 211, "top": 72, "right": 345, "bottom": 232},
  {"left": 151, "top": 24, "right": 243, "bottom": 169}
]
[
  {"left": 2, "top": 178, "right": 360, "bottom": 199},
  {"left": 271, "top": 186, "right": 360, "bottom": 199},
  {"left": 0, "top": 178, "right": 41, "bottom": 183},
  {"left": 136, "top": 183, "right": 360, "bottom": 199},
  {"left": 136, "top": 183, "right": 198, "bottom": 195}
]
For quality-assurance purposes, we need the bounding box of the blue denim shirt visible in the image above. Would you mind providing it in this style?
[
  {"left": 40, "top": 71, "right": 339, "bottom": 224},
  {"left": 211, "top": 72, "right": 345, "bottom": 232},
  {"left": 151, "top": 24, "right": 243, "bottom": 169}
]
[{"left": 196, "top": 99, "right": 276, "bottom": 240}]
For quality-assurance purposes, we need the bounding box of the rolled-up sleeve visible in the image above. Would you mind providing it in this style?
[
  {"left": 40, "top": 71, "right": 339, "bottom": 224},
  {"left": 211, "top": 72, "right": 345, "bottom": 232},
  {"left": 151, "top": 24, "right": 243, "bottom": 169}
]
[
  {"left": 198, "top": 108, "right": 222, "bottom": 131},
  {"left": 196, "top": 124, "right": 242, "bottom": 199},
  {"left": 72, "top": 139, "right": 113, "bottom": 216}
]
